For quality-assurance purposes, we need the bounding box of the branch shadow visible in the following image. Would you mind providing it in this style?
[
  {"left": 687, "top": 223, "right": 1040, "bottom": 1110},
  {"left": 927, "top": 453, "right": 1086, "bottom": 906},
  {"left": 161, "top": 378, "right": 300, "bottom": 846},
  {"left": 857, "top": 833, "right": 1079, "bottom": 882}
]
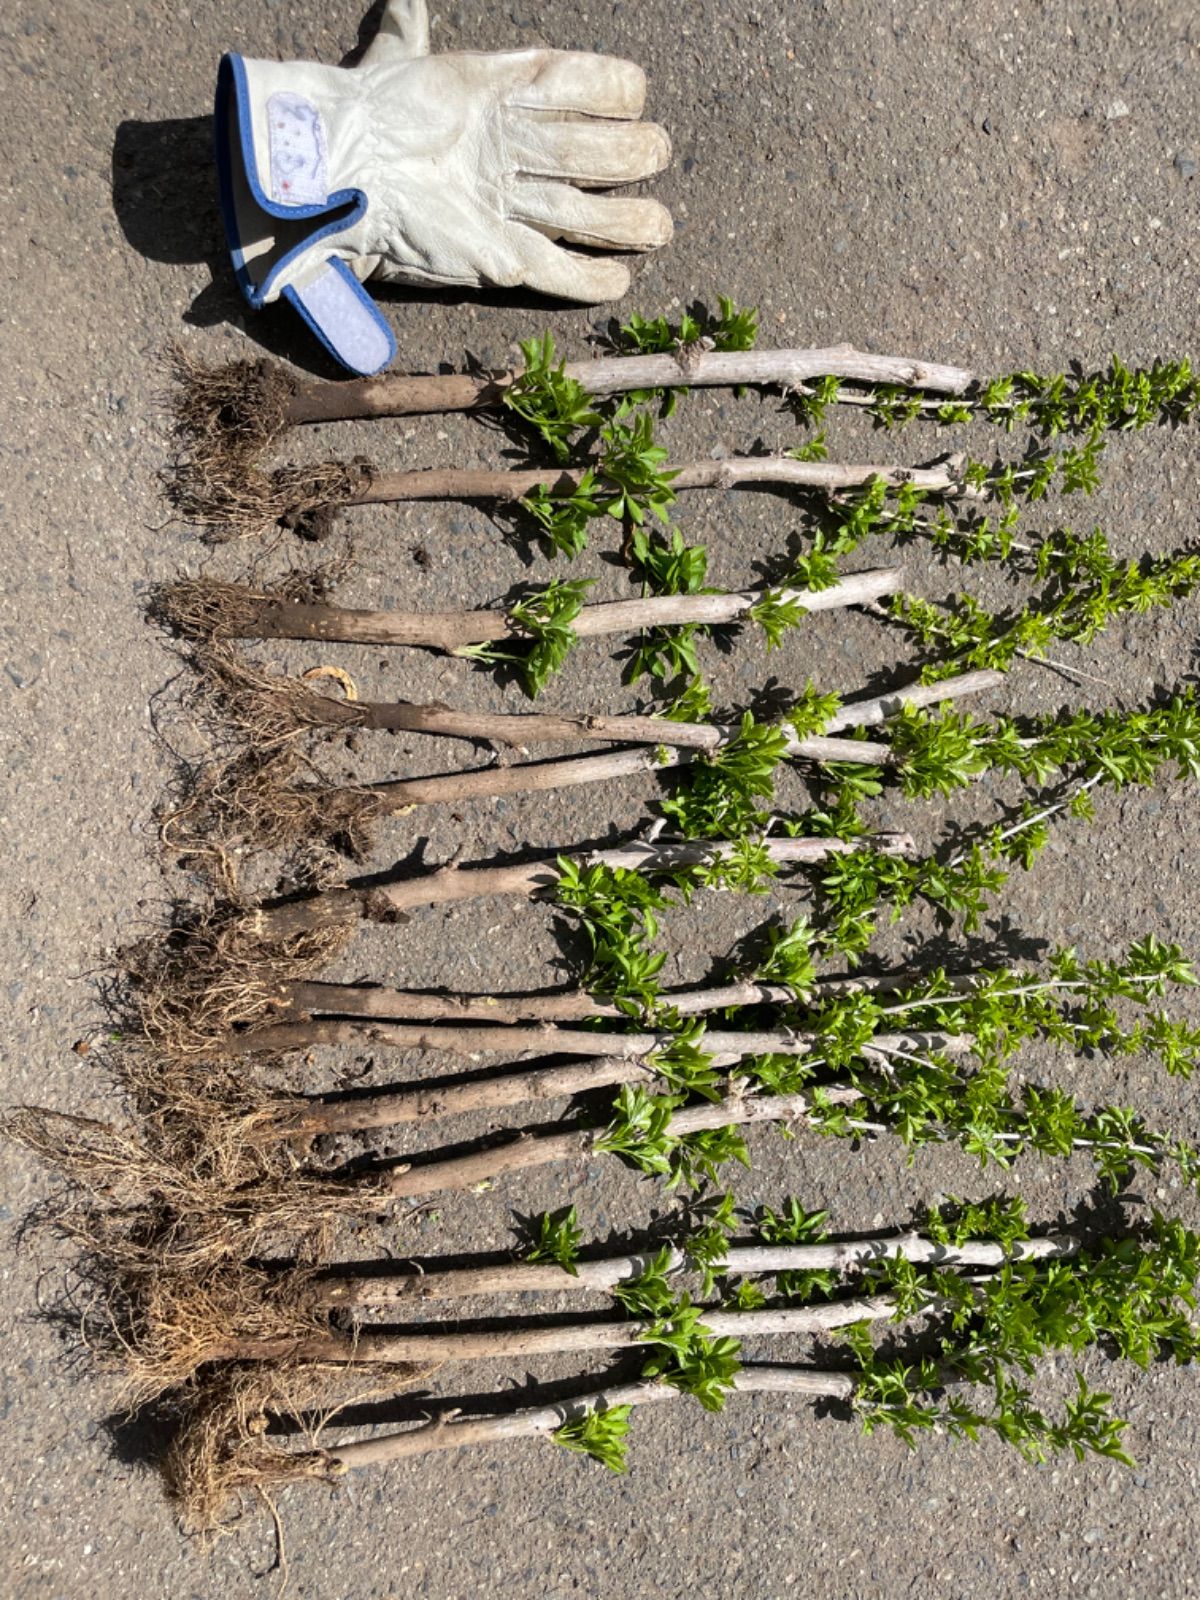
[{"left": 111, "top": 116, "right": 345, "bottom": 373}]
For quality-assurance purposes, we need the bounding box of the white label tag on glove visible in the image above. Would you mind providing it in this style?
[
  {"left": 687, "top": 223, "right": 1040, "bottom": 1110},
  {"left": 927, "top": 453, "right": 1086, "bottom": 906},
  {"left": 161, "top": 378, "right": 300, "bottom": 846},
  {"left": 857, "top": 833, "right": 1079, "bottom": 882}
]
[{"left": 266, "top": 91, "right": 329, "bottom": 206}]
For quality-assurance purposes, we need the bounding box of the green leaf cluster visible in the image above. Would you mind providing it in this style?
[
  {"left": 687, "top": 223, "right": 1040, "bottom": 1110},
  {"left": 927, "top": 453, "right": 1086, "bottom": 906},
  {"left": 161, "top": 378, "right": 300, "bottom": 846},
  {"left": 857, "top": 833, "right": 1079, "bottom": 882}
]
[
  {"left": 504, "top": 332, "right": 604, "bottom": 462},
  {"left": 626, "top": 528, "right": 713, "bottom": 686},
  {"left": 618, "top": 296, "right": 759, "bottom": 359},
  {"left": 457, "top": 576, "right": 593, "bottom": 698},
  {"left": 806, "top": 690, "right": 1200, "bottom": 958},
  {"left": 756, "top": 1199, "right": 836, "bottom": 1300},
  {"left": 968, "top": 357, "right": 1200, "bottom": 437},
  {"left": 752, "top": 918, "right": 818, "bottom": 996},
  {"left": 614, "top": 1247, "right": 742, "bottom": 1411},
  {"left": 553, "top": 1405, "right": 633, "bottom": 1472},
  {"left": 527, "top": 1205, "right": 584, "bottom": 1274},
  {"left": 659, "top": 713, "right": 791, "bottom": 839},
  {"left": 852, "top": 1215, "right": 1200, "bottom": 1464},
  {"left": 888, "top": 540, "right": 1200, "bottom": 677},
  {"left": 746, "top": 587, "right": 807, "bottom": 651},
  {"left": 889, "top": 691, "right": 1200, "bottom": 800},
  {"left": 809, "top": 356, "right": 1200, "bottom": 440},
  {"left": 923, "top": 1195, "right": 1030, "bottom": 1248},
  {"left": 781, "top": 942, "right": 1200, "bottom": 1191},
  {"left": 594, "top": 1084, "right": 750, "bottom": 1191},
  {"left": 553, "top": 857, "right": 674, "bottom": 1012}
]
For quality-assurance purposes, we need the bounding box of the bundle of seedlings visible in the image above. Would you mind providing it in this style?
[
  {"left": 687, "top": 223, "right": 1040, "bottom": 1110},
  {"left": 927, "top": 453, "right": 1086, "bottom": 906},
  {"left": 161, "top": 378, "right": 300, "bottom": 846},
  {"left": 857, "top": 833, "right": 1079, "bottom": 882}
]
[
  {"left": 130, "top": 663, "right": 1200, "bottom": 1063},
  {"left": 27, "top": 958, "right": 1200, "bottom": 1396},
  {"left": 121, "top": 830, "right": 917, "bottom": 1059},
  {"left": 168, "top": 305, "right": 976, "bottom": 535},
  {"left": 159, "top": 1194, "right": 1200, "bottom": 1528},
  {"left": 16, "top": 811, "right": 1200, "bottom": 1524},
  {"left": 31, "top": 929, "right": 1200, "bottom": 1265},
  {"left": 85, "top": 1192, "right": 1075, "bottom": 1396},
  {"left": 161, "top": 645, "right": 1001, "bottom": 861},
  {"left": 158, "top": 471, "right": 1200, "bottom": 722},
  {"left": 166, "top": 329, "right": 1200, "bottom": 786},
  {"left": 198, "top": 935, "right": 1200, "bottom": 1204},
  {"left": 104, "top": 922, "right": 1200, "bottom": 1523},
  {"left": 168, "top": 308, "right": 1200, "bottom": 827},
  {"left": 169, "top": 298, "right": 1200, "bottom": 543},
  {"left": 167, "top": 619, "right": 1200, "bottom": 884}
]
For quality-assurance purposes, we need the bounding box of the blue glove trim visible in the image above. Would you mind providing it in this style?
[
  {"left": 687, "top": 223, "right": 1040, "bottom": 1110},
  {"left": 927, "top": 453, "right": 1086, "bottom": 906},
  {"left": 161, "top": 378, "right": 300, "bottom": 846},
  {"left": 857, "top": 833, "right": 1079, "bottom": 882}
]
[{"left": 214, "top": 53, "right": 397, "bottom": 374}]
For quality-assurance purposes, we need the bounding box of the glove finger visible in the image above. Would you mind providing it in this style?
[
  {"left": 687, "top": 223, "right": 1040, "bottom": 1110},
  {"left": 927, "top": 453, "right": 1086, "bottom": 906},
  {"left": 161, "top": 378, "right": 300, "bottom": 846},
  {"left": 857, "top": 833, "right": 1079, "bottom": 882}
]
[
  {"left": 510, "top": 118, "right": 671, "bottom": 187},
  {"left": 445, "top": 50, "right": 647, "bottom": 118},
  {"left": 509, "top": 182, "right": 672, "bottom": 251},
  {"left": 510, "top": 228, "right": 633, "bottom": 303},
  {"left": 362, "top": 0, "right": 430, "bottom": 62},
  {"left": 511, "top": 52, "right": 648, "bottom": 119}
]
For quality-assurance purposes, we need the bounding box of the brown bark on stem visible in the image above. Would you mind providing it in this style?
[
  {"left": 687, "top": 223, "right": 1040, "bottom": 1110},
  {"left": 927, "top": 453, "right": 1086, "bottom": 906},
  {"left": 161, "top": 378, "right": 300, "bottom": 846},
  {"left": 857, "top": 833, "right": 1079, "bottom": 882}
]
[
  {"left": 252, "top": 832, "right": 917, "bottom": 944},
  {"left": 262, "top": 1052, "right": 695, "bottom": 1136},
  {"left": 206, "top": 1295, "right": 901, "bottom": 1366},
  {"left": 380, "top": 1087, "right": 862, "bottom": 1199},
  {"left": 231, "top": 1016, "right": 964, "bottom": 1067},
  {"left": 342, "top": 455, "right": 968, "bottom": 508},
  {"left": 323, "top": 1365, "right": 859, "bottom": 1469},
  {"left": 823, "top": 668, "right": 1005, "bottom": 731},
  {"left": 282, "top": 977, "right": 807, "bottom": 1025},
  {"left": 297, "top": 667, "right": 1003, "bottom": 748},
  {"left": 243, "top": 1020, "right": 813, "bottom": 1059},
  {"left": 314, "top": 1233, "right": 1075, "bottom": 1307},
  {"left": 246, "top": 1031, "right": 965, "bottom": 1138},
  {"left": 354, "top": 735, "right": 886, "bottom": 817},
  {"left": 280, "top": 965, "right": 991, "bottom": 1028},
  {"left": 277, "top": 662, "right": 1005, "bottom": 821},
  {"left": 224, "top": 567, "right": 903, "bottom": 649},
  {"left": 283, "top": 345, "right": 975, "bottom": 426}
]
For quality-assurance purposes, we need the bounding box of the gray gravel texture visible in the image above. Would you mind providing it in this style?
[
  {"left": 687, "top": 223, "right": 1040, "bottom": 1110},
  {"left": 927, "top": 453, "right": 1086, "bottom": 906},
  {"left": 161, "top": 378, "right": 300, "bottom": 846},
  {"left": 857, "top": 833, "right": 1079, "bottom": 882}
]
[{"left": 4, "top": 0, "right": 1200, "bottom": 1594}]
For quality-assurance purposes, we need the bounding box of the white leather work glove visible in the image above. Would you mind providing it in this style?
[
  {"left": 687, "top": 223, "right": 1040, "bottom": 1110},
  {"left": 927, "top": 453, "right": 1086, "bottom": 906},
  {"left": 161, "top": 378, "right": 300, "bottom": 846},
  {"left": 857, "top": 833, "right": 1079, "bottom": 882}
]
[{"left": 216, "top": 0, "right": 673, "bottom": 374}]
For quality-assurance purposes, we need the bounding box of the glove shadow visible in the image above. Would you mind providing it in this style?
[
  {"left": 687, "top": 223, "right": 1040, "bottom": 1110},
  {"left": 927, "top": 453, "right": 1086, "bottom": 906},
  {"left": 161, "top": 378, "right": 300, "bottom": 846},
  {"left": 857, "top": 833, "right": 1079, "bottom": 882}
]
[{"left": 111, "top": 115, "right": 350, "bottom": 375}]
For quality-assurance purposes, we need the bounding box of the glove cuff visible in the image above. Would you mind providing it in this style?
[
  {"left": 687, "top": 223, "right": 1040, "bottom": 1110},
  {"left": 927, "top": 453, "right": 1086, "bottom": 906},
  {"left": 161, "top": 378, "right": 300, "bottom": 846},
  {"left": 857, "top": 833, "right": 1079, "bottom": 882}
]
[{"left": 214, "top": 53, "right": 396, "bottom": 375}]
